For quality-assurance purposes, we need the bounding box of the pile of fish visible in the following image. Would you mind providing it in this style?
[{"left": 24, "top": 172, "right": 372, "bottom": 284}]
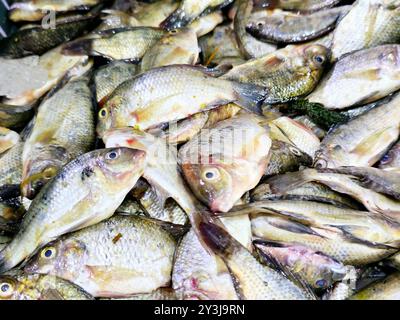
[{"left": 1, "top": 0, "right": 400, "bottom": 300}]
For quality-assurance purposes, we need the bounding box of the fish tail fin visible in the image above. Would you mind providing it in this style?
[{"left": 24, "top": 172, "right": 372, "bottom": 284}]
[
  {"left": 160, "top": 9, "right": 191, "bottom": 30},
  {"left": 199, "top": 221, "right": 238, "bottom": 257},
  {"left": 62, "top": 39, "right": 93, "bottom": 56},
  {"left": 232, "top": 82, "right": 267, "bottom": 116}
]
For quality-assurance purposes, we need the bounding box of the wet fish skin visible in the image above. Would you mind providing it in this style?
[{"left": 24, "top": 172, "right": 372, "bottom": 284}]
[
  {"left": 140, "top": 28, "right": 199, "bottom": 73},
  {"left": 0, "top": 272, "right": 93, "bottom": 300},
  {"left": 199, "top": 24, "right": 244, "bottom": 67},
  {"left": 161, "top": 0, "right": 234, "bottom": 30},
  {"left": 0, "top": 128, "right": 20, "bottom": 155},
  {"left": 349, "top": 273, "right": 400, "bottom": 300},
  {"left": 379, "top": 141, "right": 400, "bottom": 173},
  {"left": 172, "top": 229, "right": 238, "bottom": 300},
  {"left": 103, "top": 127, "right": 198, "bottom": 222},
  {"left": 9, "top": 0, "right": 103, "bottom": 22},
  {"left": 222, "top": 44, "right": 330, "bottom": 104},
  {"left": 21, "top": 76, "right": 96, "bottom": 200},
  {"left": 252, "top": 181, "right": 361, "bottom": 210},
  {"left": 258, "top": 0, "right": 343, "bottom": 12},
  {"left": 250, "top": 213, "right": 397, "bottom": 265},
  {"left": 179, "top": 115, "right": 271, "bottom": 213},
  {"left": 234, "top": 0, "right": 277, "bottom": 59},
  {"left": 93, "top": 61, "right": 138, "bottom": 104},
  {"left": 308, "top": 45, "right": 400, "bottom": 110},
  {"left": 0, "top": 104, "right": 34, "bottom": 130},
  {"left": 0, "top": 15, "right": 99, "bottom": 59},
  {"left": 265, "top": 140, "right": 312, "bottom": 176},
  {"left": 246, "top": 7, "right": 348, "bottom": 44},
  {"left": 265, "top": 169, "right": 400, "bottom": 220},
  {"left": 332, "top": 0, "right": 400, "bottom": 61},
  {"left": 0, "top": 148, "right": 147, "bottom": 273},
  {"left": 24, "top": 215, "right": 177, "bottom": 298},
  {"left": 320, "top": 167, "right": 400, "bottom": 200},
  {"left": 199, "top": 221, "right": 312, "bottom": 300},
  {"left": 3, "top": 45, "right": 93, "bottom": 107},
  {"left": 96, "top": 65, "right": 267, "bottom": 136},
  {"left": 314, "top": 92, "right": 400, "bottom": 169},
  {"left": 0, "top": 142, "right": 23, "bottom": 188},
  {"left": 255, "top": 241, "right": 348, "bottom": 290},
  {"left": 63, "top": 27, "right": 166, "bottom": 61},
  {"left": 269, "top": 117, "right": 321, "bottom": 158}
]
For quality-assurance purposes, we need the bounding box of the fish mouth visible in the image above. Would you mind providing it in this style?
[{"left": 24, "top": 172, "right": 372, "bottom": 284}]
[{"left": 209, "top": 199, "right": 233, "bottom": 213}]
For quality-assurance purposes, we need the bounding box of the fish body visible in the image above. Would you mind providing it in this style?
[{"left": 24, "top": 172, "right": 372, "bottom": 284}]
[
  {"left": 0, "top": 15, "right": 99, "bottom": 58},
  {"left": 0, "top": 128, "right": 20, "bottom": 155},
  {"left": 308, "top": 45, "right": 400, "bottom": 110},
  {"left": 96, "top": 65, "right": 267, "bottom": 136},
  {"left": 265, "top": 140, "right": 312, "bottom": 176},
  {"left": 222, "top": 44, "right": 330, "bottom": 103},
  {"left": 0, "top": 142, "right": 23, "bottom": 188},
  {"left": 332, "top": 0, "right": 400, "bottom": 61},
  {"left": 9, "top": 0, "right": 102, "bottom": 22},
  {"left": 255, "top": 241, "right": 348, "bottom": 290},
  {"left": 270, "top": 117, "right": 321, "bottom": 158},
  {"left": 21, "top": 76, "right": 96, "bottom": 199},
  {"left": 315, "top": 92, "right": 400, "bottom": 168},
  {"left": 179, "top": 115, "right": 271, "bottom": 212},
  {"left": 200, "top": 222, "right": 312, "bottom": 300},
  {"left": 161, "top": 0, "right": 234, "bottom": 30},
  {"left": 0, "top": 272, "right": 93, "bottom": 300},
  {"left": 94, "top": 61, "right": 138, "bottom": 104},
  {"left": 140, "top": 28, "right": 199, "bottom": 73},
  {"left": 0, "top": 148, "right": 146, "bottom": 273},
  {"left": 262, "top": 0, "right": 343, "bottom": 12},
  {"left": 250, "top": 214, "right": 397, "bottom": 265},
  {"left": 172, "top": 229, "right": 238, "bottom": 300},
  {"left": 0, "top": 104, "right": 34, "bottom": 130},
  {"left": 234, "top": 0, "right": 277, "bottom": 59},
  {"left": 252, "top": 181, "right": 360, "bottom": 209},
  {"left": 103, "top": 128, "right": 198, "bottom": 220},
  {"left": 246, "top": 7, "right": 349, "bottom": 44},
  {"left": 3, "top": 45, "right": 93, "bottom": 107},
  {"left": 25, "top": 215, "right": 177, "bottom": 298},
  {"left": 266, "top": 169, "right": 400, "bottom": 220},
  {"left": 63, "top": 27, "right": 166, "bottom": 61}
]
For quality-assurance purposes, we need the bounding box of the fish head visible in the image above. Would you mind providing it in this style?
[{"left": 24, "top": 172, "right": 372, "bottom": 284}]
[
  {"left": 302, "top": 44, "right": 330, "bottom": 79},
  {"left": 94, "top": 148, "right": 147, "bottom": 187},
  {"left": 0, "top": 275, "right": 21, "bottom": 300},
  {"left": 272, "top": 140, "right": 312, "bottom": 167},
  {"left": 25, "top": 240, "right": 87, "bottom": 281},
  {"left": 181, "top": 160, "right": 234, "bottom": 213},
  {"left": 379, "top": 143, "right": 400, "bottom": 170},
  {"left": 97, "top": 95, "right": 124, "bottom": 138},
  {"left": 21, "top": 145, "right": 70, "bottom": 200}
]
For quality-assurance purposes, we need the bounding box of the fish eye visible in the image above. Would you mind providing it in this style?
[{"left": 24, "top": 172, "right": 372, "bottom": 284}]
[
  {"left": 41, "top": 247, "right": 56, "bottom": 259},
  {"left": 99, "top": 108, "right": 108, "bottom": 119},
  {"left": 43, "top": 167, "right": 57, "bottom": 180},
  {"left": 257, "top": 21, "right": 264, "bottom": 28},
  {"left": 0, "top": 282, "right": 13, "bottom": 298},
  {"left": 313, "top": 55, "right": 325, "bottom": 64},
  {"left": 314, "top": 158, "right": 328, "bottom": 169},
  {"left": 106, "top": 150, "right": 120, "bottom": 161},
  {"left": 170, "top": 29, "right": 178, "bottom": 34},
  {"left": 289, "top": 147, "right": 303, "bottom": 157},
  {"left": 202, "top": 168, "right": 220, "bottom": 181},
  {"left": 380, "top": 154, "right": 392, "bottom": 164},
  {"left": 315, "top": 279, "right": 327, "bottom": 288}
]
